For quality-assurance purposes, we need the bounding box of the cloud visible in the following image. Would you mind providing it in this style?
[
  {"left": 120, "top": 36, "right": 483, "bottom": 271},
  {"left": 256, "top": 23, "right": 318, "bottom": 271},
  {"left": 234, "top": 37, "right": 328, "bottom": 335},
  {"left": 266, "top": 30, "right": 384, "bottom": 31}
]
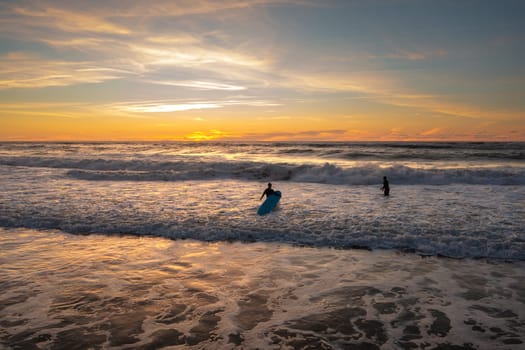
[
  {"left": 121, "top": 102, "right": 220, "bottom": 113},
  {"left": 223, "top": 99, "right": 281, "bottom": 107},
  {"left": 383, "top": 48, "right": 447, "bottom": 61},
  {"left": 0, "top": 0, "right": 282, "bottom": 89},
  {"left": 382, "top": 94, "right": 524, "bottom": 121},
  {"left": 110, "top": 97, "right": 280, "bottom": 114},
  {"left": 5, "top": 41, "right": 507, "bottom": 125},
  {"left": 3, "top": 1, "right": 310, "bottom": 37},
  {"left": 131, "top": 45, "right": 268, "bottom": 68},
  {"left": 90, "top": 0, "right": 314, "bottom": 18},
  {"left": 145, "top": 35, "right": 201, "bottom": 45},
  {"left": 0, "top": 28, "right": 272, "bottom": 90},
  {"left": 175, "top": 128, "right": 355, "bottom": 141},
  {"left": 278, "top": 68, "right": 525, "bottom": 122},
  {"left": 378, "top": 127, "right": 410, "bottom": 140},
  {"left": 12, "top": 6, "right": 130, "bottom": 34},
  {"left": 0, "top": 52, "right": 135, "bottom": 89},
  {"left": 0, "top": 101, "right": 96, "bottom": 118},
  {"left": 147, "top": 80, "right": 246, "bottom": 91},
  {"left": 420, "top": 127, "right": 442, "bottom": 136},
  {"left": 238, "top": 129, "right": 349, "bottom": 141}
]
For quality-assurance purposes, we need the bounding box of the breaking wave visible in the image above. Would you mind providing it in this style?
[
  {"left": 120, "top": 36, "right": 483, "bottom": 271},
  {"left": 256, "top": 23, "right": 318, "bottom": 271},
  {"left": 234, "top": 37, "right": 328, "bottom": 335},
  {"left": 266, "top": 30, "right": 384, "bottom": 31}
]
[
  {"left": 66, "top": 162, "right": 525, "bottom": 185},
  {"left": 0, "top": 156, "right": 523, "bottom": 185}
]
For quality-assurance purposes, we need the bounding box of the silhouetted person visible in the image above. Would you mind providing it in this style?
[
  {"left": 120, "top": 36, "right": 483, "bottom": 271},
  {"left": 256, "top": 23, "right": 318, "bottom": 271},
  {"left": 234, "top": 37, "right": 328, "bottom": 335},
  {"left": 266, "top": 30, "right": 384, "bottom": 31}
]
[
  {"left": 260, "top": 182, "right": 275, "bottom": 200},
  {"left": 381, "top": 176, "right": 390, "bottom": 196}
]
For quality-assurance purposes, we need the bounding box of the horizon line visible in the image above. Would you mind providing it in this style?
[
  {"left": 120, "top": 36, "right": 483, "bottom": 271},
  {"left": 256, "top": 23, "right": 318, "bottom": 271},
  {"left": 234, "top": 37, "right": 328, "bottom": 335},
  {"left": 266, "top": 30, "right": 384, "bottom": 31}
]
[{"left": 1, "top": 139, "right": 523, "bottom": 143}]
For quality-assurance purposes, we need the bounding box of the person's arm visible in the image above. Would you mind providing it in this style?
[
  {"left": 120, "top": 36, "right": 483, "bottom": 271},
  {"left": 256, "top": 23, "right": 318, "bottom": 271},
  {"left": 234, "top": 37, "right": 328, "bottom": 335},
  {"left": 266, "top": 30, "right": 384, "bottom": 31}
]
[{"left": 260, "top": 190, "right": 265, "bottom": 200}]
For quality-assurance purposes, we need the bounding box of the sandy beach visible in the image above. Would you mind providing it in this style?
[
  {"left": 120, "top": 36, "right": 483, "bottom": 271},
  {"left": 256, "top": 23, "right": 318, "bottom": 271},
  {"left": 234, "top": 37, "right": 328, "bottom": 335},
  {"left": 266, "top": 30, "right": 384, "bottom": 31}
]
[{"left": 1, "top": 228, "right": 523, "bottom": 349}]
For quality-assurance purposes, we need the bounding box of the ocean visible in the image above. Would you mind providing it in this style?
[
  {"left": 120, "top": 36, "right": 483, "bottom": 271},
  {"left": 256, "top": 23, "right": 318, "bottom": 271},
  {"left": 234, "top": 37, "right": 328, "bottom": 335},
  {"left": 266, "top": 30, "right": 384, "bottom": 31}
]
[
  {"left": 1, "top": 142, "right": 524, "bottom": 349},
  {"left": 1, "top": 142, "right": 524, "bottom": 259}
]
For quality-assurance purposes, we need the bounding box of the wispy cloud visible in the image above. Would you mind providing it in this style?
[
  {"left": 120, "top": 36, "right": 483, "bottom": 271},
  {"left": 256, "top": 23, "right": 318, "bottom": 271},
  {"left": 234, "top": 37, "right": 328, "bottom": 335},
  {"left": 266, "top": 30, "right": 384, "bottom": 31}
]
[
  {"left": 0, "top": 101, "right": 96, "bottom": 118},
  {"left": 2, "top": 0, "right": 311, "bottom": 38},
  {"left": 111, "top": 97, "right": 280, "bottom": 114},
  {"left": 420, "top": 127, "right": 442, "bottom": 136},
  {"left": 178, "top": 129, "right": 355, "bottom": 141},
  {"left": 12, "top": 6, "right": 130, "bottom": 34},
  {"left": 0, "top": 52, "right": 134, "bottom": 89},
  {"left": 240, "top": 129, "right": 349, "bottom": 141},
  {"left": 148, "top": 80, "right": 246, "bottom": 91},
  {"left": 121, "top": 102, "right": 220, "bottom": 113},
  {"left": 276, "top": 68, "right": 525, "bottom": 122},
  {"left": 382, "top": 48, "right": 447, "bottom": 61}
]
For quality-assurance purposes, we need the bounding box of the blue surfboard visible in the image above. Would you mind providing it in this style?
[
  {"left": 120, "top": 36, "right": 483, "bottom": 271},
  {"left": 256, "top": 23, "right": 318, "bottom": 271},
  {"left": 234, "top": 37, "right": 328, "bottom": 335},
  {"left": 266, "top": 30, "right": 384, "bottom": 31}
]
[{"left": 257, "top": 191, "right": 281, "bottom": 215}]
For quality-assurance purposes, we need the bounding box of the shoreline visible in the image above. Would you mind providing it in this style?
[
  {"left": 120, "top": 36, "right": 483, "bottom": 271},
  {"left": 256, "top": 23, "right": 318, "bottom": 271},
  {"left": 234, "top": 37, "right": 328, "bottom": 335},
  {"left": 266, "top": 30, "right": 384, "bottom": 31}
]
[
  {"left": 0, "top": 226, "right": 523, "bottom": 263},
  {"left": 1, "top": 227, "right": 524, "bottom": 349}
]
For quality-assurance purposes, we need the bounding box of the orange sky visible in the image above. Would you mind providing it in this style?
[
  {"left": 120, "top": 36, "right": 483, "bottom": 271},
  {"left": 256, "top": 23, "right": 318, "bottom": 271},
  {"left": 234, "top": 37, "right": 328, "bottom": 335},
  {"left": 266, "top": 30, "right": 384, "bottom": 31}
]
[{"left": 1, "top": 0, "right": 524, "bottom": 141}]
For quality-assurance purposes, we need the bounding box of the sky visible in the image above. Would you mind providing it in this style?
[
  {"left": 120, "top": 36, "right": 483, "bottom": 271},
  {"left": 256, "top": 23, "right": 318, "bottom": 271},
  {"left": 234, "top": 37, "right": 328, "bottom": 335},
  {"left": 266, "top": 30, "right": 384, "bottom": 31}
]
[{"left": 1, "top": 0, "right": 524, "bottom": 141}]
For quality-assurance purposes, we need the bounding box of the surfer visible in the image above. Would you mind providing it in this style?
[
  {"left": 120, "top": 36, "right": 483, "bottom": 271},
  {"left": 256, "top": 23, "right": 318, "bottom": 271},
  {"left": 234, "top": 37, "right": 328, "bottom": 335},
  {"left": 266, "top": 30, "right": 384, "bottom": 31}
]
[
  {"left": 260, "top": 182, "right": 275, "bottom": 200},
  {"left": 381, "top": 176, "right": 390, "bottom": 196}
]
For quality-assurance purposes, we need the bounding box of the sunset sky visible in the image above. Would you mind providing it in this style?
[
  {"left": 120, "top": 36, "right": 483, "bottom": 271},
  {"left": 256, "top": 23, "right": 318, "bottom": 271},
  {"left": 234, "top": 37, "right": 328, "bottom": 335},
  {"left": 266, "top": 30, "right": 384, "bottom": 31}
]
[{"left": 1, "top": 0, "right": 524, "bottom": 141}]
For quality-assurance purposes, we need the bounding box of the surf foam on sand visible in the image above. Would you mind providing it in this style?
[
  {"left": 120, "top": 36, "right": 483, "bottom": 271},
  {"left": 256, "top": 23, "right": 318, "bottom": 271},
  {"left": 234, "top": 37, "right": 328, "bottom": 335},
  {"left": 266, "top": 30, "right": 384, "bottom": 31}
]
[{"left": 1, "top": 228, "right": 523, "bottom": 349}]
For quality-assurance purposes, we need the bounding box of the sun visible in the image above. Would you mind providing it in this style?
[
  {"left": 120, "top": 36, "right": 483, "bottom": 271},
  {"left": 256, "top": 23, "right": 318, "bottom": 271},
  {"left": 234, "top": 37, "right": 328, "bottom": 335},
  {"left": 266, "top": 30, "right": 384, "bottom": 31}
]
[{"left": 185, "top": 130, "right": 231, "bottom": 141}]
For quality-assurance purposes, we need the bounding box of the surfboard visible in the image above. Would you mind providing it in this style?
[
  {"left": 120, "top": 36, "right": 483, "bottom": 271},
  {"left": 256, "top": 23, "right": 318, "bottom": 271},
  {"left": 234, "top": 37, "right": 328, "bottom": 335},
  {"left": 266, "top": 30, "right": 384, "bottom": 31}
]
[{"left": 257, "top": 191, "right": 281, "bottom": 215}]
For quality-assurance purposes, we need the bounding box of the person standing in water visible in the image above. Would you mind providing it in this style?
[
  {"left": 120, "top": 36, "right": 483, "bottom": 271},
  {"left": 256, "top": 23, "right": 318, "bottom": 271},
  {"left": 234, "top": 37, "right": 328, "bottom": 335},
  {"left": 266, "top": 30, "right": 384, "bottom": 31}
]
[
  {"left": 381, "top": 176, "right": 390, "bottom": 196},
  {"left": 260, "top": 182, "right": 275, "bottom": 200}
]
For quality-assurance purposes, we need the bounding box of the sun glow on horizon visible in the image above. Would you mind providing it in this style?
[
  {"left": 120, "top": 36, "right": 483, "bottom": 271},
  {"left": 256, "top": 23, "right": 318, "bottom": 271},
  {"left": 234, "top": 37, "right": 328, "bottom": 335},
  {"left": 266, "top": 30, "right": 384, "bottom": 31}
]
[{"left": 185, "top": 130, "right": 233, "bottom": 141}]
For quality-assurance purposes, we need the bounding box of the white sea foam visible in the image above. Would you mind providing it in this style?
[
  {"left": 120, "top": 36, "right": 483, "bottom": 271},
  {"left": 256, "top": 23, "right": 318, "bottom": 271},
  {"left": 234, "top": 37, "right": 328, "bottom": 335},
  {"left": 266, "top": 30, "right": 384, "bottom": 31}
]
[
  {"left": 0, "top": 164, "right": 524, "bottom": 260},
  {"left": 0, "top": 156, "right": 523, "bottom": 185},
  {"left": 0, "top": 142, "right": 524, "bottom": 260}
]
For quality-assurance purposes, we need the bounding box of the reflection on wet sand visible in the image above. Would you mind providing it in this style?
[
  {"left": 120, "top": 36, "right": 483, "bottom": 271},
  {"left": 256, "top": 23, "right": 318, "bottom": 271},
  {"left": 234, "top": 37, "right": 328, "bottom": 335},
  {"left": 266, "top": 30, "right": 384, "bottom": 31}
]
[{"left": 1, "top": 228, "right": 524, "bottom": 349}]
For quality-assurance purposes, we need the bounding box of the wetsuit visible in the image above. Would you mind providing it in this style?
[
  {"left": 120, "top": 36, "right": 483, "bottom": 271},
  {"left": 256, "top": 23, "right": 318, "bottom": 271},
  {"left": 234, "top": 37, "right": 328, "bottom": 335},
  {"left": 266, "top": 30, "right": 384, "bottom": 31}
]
[
  {"left": 262, "top": 188, "right": 275, "bottom": 198},
  {"left": 382, "top": 179, "right": 390, "bottom": 196}
]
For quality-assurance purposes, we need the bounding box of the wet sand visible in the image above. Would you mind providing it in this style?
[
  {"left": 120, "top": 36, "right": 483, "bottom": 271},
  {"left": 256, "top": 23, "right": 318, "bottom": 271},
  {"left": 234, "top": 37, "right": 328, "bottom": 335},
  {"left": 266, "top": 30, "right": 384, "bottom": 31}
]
[{"left": 1, "top": 228, "right": 524, "bottom": 349}]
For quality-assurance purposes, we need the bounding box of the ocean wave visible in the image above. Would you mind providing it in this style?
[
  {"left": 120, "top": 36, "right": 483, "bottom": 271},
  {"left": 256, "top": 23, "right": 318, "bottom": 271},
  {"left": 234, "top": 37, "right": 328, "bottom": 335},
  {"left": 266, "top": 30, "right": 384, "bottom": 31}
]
[
  {"left": 1, "top": 156, "right": 524, "bottom": 185},
  {"left": 1, "top": 142, "right": 524, "bottom": 261},
  {"left": 66, "top": 163, "right": 524, "bottom": 185},
  {"left": 2, "top": 220, "right": 522, "bottom": 261},
  {"left": 339, "top": 151, "right": 525, "bottom": 161},
  {"left": 1, "top": 200, "right": 523, "bottom": 261},
  {"left": 1, "top": 161, "right": 524, "bottom": 260},
  {"left": 278, "top": 148, "right": 317, "bottom": 154},
  {"left": 2, "top": 142, "right": 524, "bottom": 162}
]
